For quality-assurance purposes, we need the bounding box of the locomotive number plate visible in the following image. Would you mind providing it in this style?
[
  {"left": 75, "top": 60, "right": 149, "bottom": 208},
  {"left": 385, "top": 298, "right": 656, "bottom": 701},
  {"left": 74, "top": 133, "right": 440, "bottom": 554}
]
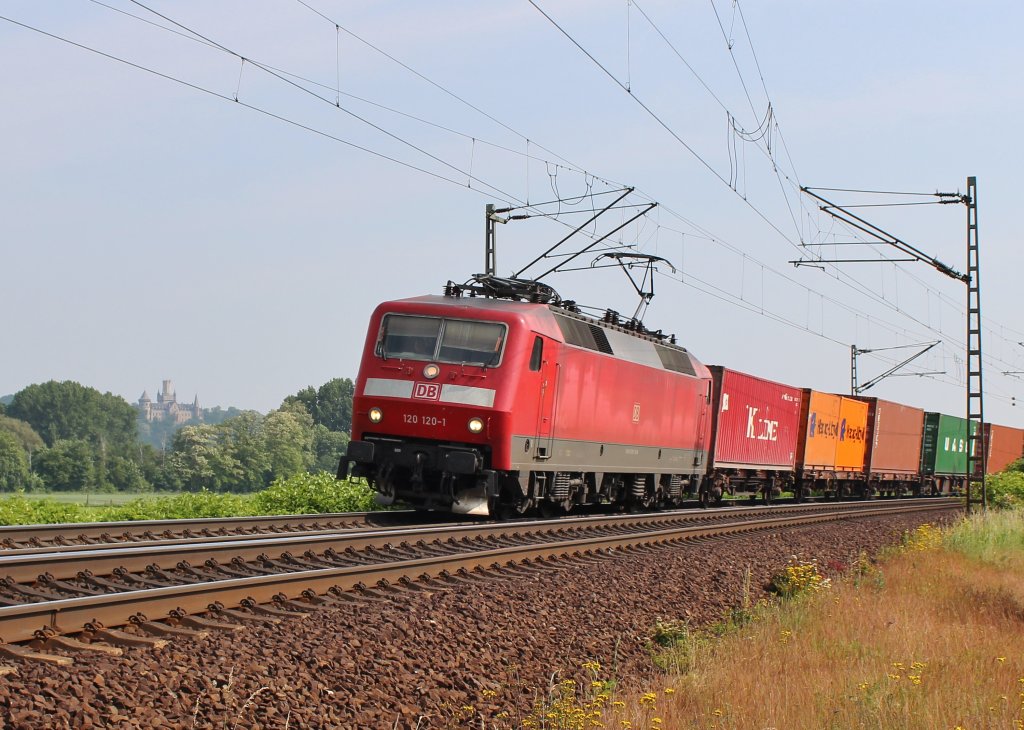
[{"left": 403, "top": 414, "right": 448, "bottom": 427}]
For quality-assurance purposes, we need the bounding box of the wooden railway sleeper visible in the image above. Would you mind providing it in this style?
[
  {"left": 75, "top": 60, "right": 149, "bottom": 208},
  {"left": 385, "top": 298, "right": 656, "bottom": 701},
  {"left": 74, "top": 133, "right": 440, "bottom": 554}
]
[
  {"left": 175, "top": 560, "right": 223, "bottom": 581},
  {"left": 0, "top": 641, "right": 73, "bottom": 666},
  {"left": 256, "top": 553, "right": 308, "bottom": 572},
  {"left": 488, "top": 564, "right": 535, "bottom": 579},
  {"left": 169, "top": 609, "right": 242, "bottom": 633},
  {"left": 434, "top": 570, "right": 478, "bottom": 587},
  {"left": 272, "top": 593, "right": 318, "bottom": 613},
  {"left": 411, "top": 540, "right": 452, "bottom": 557},
  {"left": 128, "top": 613, "right": 208, "bottom": 639},
  {"left": 77, "top": 569, "right": 134, "bottom": 593},
  {"left": 228, "top": 556, "right": 276, "bottom": 576},
  {"left": 203, "top": 557, "right": 255, "bottom": 579},
  {"left": 37, "top": 573, "right": 106, "bottom": 597},
  {"left": 147, "top": 564, "right": 203, "bottom": 585},
  {"left": 113, "top": 566, "right": 171, "bottom": 589},
  {"left": 276, "top": 551, "right": 331, "bottom": 569},
  {"left": 351, "top": 581, "right": 395, "bottom": 600},
  {"left": 369, "top": 578, "right": 408, "bottom": 595},
  {"left": 396, "top": 576, "right": 435, "bottom": 593},
  {"left": 341, "top": 547, "right": 377, "bottom": 565},
  {"left": 240, "top": 597, "right": 300, "bottom": 619},
  {"left": 208, "top": 601, "right": 281, "bottom": 625},
  {"left": 317, "top": 548, "right": 361, "bottom": 567},
  {"left": 300, "top": 588, "right": 346, "bottom": 607},
  {"left": 82, "top": 621, "right": 167, "bottom": 649},
  {"left": 325, "top": 585, "right": 389, "bottom": 602},
  {"left": 2, "top": 577, "right": 65, "bottom": 602},
  {"left": 31, "top": 626, "right": 122, "bottom": 656}
]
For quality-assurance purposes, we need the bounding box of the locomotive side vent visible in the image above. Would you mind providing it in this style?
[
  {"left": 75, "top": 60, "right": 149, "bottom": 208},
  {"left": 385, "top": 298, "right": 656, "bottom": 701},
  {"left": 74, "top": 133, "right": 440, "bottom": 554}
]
[
  {"left": 552, "top": 313, "right": 617, "bottom": 355},
  {"left": 588, "top": 325, "right": 614, "bottom": 354},
  {"left": 654, "top": 344, "right": 697, "bottom": 376}
]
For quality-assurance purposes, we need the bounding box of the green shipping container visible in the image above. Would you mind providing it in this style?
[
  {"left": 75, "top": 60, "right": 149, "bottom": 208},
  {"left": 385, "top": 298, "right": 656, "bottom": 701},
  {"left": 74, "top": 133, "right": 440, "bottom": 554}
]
[{"left": 921, "top": 412, "right": 979, "bottom": 475}]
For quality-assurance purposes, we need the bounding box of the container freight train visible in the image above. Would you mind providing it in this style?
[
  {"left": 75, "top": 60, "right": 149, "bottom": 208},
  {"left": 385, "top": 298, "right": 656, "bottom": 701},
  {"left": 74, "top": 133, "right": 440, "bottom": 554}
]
[{"left": 341, "top": 281, "right": 1024, "bottom": 516}]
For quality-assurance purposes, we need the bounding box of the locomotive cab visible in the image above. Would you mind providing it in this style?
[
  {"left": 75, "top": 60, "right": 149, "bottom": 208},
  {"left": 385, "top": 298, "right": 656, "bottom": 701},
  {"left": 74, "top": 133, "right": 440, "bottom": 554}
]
[{"left": 343, "top": 296, "right": 546, "bottom": 515}]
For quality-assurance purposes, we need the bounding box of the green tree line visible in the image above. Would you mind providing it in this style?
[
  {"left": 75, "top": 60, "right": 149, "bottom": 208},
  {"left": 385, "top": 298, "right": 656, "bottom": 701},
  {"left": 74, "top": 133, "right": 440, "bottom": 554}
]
[{"left": 0, "top": 378, "right": 353, "bottom": 494}]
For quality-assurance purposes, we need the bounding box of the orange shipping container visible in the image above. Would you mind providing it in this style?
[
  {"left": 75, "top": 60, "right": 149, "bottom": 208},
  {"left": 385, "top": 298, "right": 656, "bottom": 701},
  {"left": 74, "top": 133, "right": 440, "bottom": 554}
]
[
  {"left": 799, "top": 391, "right": 842, "bottom": 470},
  {"left": 798, "top": 390, "right": 868, "bottom": 473},
  {"left": 835, "top": 397, "right": 869, "bottom": 472}
]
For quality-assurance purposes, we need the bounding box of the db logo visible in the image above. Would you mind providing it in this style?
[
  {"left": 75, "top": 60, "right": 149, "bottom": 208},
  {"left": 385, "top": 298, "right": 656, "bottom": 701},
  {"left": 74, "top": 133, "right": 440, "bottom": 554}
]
[
  {"left": 632, "top": 403, "right": 641, "bottom": 423},
  {"left": 412, "top": 382, "right": 441, "bottom": 400}
]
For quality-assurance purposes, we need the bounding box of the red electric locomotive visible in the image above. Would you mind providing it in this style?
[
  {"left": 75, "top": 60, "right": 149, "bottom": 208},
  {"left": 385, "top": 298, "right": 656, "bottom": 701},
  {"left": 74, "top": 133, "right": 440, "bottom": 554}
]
[{"left": 341, "top": 277, "right": 712, "bottom": 516}]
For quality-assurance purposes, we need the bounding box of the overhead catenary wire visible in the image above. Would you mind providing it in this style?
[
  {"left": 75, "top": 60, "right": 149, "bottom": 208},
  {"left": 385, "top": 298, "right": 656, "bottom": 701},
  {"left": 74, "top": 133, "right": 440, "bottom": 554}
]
[{"left": 7, "top": 7, "right": 1018, "bottom": 408}]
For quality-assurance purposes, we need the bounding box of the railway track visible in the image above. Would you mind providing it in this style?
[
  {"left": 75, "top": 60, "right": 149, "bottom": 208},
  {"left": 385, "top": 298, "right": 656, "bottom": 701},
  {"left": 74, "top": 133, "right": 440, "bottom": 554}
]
[
  {"left": 0, "top": 493, "right": 934, "bottom": 550},
  {"left": 0, "top": 509, "right": 443, "bottom": 550},
  {"left": 0, "top": 498, "right": 957, "bottom": 658}
]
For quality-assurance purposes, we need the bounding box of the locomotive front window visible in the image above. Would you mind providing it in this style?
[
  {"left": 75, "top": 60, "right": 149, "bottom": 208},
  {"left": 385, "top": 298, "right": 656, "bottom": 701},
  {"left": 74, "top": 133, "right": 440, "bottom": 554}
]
[
  {"left": 378, "top": 315, "right": 506, "bottom": 366},
  {"left": 379, "top": 315, "right": 442, "bottom": 360},
  {"left": 438, "top": 320, "right": 506, "bottom": 366}
]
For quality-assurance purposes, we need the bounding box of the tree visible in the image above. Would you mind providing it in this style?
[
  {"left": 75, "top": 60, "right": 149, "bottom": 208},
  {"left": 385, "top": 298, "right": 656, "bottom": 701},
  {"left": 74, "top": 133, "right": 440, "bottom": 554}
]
[
  {"left": 0, "top": 431, "right": 34, "bottom": 491},
  {"left": 0, "top": 415, "right": 45, "bottom": 456},
  {"left": 312, "top": 425, "right": 349, "bottom": 474},
  {"left": 33, "top": 439, "right": 96, "bottom": 492},
  {"left": 7, "top": 381, "right": 137, "bottom": 455},
  {"left": 283, "top": 378, "right": 354, "bottom": 434},
  {"left": 263, "top": 405, "right": 314, "bottom": 479}
]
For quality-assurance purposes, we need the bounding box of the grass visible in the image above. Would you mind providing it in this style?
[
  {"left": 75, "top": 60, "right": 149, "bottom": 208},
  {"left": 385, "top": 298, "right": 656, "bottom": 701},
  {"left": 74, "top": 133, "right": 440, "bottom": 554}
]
[
  {"left": 1, "top": 491, "right": 175, "bottom": 506},
  {"left": 623, "top": 513, "right": 1024, "bottom": 730}
]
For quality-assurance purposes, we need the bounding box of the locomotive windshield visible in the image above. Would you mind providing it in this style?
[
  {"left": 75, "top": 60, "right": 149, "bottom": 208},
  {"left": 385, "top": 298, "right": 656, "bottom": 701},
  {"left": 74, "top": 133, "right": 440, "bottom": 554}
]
[{"left": 378, "top": 314, "right": 506, "bottom": 366}]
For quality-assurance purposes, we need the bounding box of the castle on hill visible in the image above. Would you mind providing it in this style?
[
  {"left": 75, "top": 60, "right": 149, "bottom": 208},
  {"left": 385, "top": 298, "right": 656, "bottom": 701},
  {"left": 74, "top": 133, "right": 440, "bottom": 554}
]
[{"left": 137, "top": 380, "right": 202, "bottom": 424}]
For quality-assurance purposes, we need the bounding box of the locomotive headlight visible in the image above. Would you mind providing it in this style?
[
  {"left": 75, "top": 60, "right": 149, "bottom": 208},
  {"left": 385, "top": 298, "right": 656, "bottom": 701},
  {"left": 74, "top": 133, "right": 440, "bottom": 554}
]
[
  {"left": 467, "top": 417, "right": 485, "bottom": 434},
  {"left": 422, "top": 363, "right": 440, "bottom": 380},
  {"left": 368, "top": 407, "right": 384, "bottom": 424}
]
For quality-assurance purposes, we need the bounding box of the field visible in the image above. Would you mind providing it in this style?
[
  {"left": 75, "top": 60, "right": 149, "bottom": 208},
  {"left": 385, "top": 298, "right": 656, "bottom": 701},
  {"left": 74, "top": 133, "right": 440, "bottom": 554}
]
[
  {"left": 554, "top": 511, "right": 1024, "bottom": 730},
  {"left": 1, "top": 491, "right": 176, "bottom": 507},
  {"left": 513, "top": 512, "right": 1024, "bottom": 729}
]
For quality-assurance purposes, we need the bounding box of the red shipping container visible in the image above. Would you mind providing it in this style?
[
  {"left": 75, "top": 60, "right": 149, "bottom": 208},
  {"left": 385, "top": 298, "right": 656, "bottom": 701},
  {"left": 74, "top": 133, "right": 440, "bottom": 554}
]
[
  {"left": 707, "top": 367, "right": 803, "bottom": 470},
  {"left": 858, "top": 398, "right": 925, "bottom": 477},
  {"left": 985, "top": 423, "right": 1024, "bottom": 474}
]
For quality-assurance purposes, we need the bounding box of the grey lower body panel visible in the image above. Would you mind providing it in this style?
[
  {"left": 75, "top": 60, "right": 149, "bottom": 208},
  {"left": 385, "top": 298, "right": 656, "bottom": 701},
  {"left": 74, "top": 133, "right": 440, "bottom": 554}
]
[{"left": 508, "top": 435, "right": 704, "bottom": 476}]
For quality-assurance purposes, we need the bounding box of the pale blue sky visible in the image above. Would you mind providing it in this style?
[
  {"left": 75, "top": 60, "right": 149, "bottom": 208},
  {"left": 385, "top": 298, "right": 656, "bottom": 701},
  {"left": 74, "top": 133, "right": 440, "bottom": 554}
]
[{"left": 2, "top": 1, "right": 1022, "bottom": 425}]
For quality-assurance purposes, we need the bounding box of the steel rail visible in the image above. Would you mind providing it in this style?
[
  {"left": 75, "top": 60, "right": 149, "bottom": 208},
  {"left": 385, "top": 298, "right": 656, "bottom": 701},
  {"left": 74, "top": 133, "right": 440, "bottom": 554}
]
[
  {"left": 0, "top": 501, "right": 958, "bottom": 644},
  {"left": 0, "top": 499, "right": 957, "bottom": 583},
  {"left": 0, "top": 510, "right": 425, "bottom": 548}
]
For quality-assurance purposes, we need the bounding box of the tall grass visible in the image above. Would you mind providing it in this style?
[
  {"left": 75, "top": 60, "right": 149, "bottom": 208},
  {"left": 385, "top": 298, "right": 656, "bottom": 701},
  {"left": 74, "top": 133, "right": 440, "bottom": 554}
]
[
  {"left": 607, "top": 516, "right": 1024, "bottom": 730},
  {"left": 945, "top": 509, "right": 1024, "bottom": 570}
]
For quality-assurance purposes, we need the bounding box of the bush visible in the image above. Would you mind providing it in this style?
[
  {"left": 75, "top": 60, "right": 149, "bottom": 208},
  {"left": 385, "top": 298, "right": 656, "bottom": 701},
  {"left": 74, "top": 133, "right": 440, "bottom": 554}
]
[
  {"left": 0, "top": 493, "right": 88, "bottom": 525},
  {"left": 986, "top": 470, "right": 1024, "bottom": 510},
  {"left": 769, "top": 557, "right": 830, "bottom": 598},
  {"left": 96, "top": 491, "right": 254, "bottom": 521},
  {"left": 252, "top": 471, "right": 378, "bottom": 515}
]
